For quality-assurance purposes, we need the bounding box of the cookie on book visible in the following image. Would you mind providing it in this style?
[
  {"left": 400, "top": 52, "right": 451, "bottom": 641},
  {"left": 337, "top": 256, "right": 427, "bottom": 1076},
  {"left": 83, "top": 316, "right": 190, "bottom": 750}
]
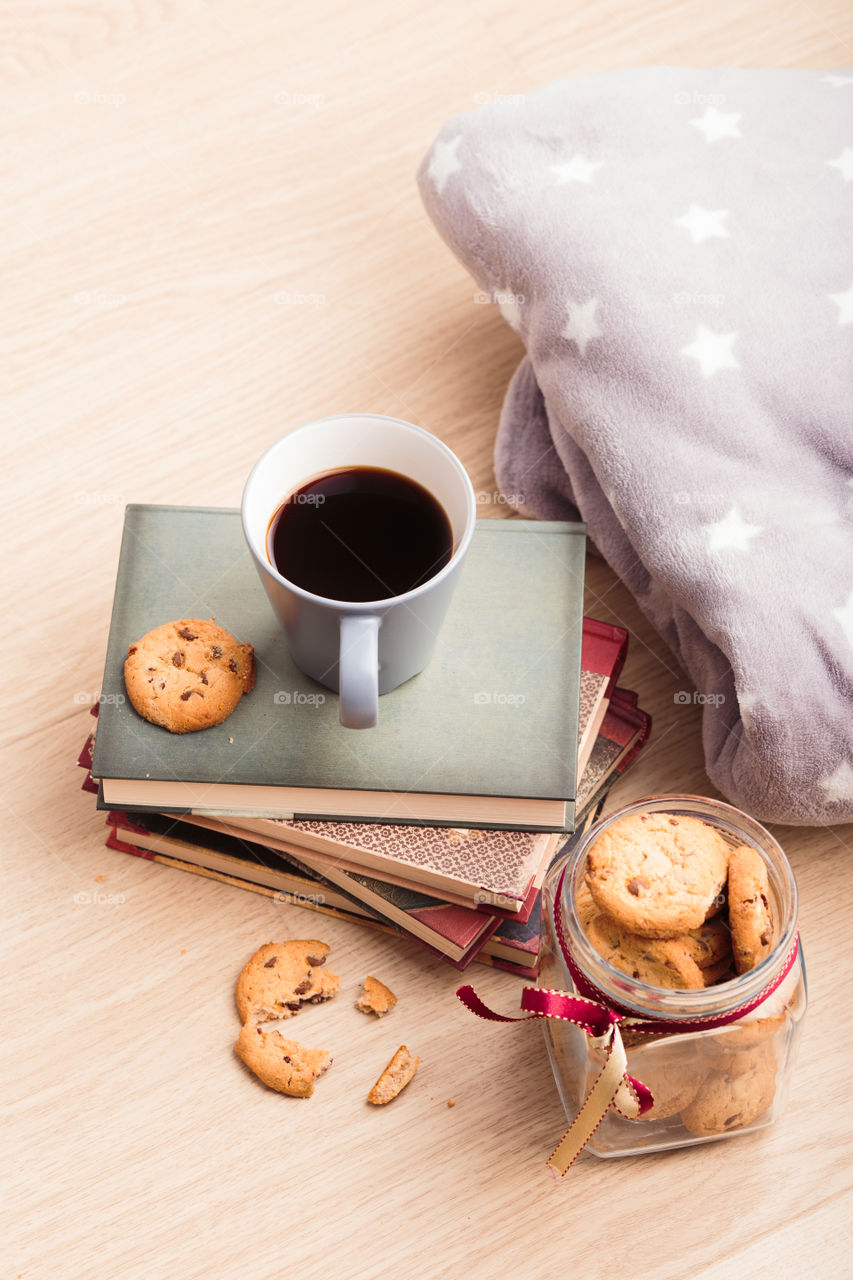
[
  {"left": 727, "top": 844, "right": 775, "bottom": 974},
  {"left": 585, "top": 812, "right": 729, "bottom": 938},
  {"left": 235, "top": 940, "right": 340, "bottom": 1023},
  {"left": 235, "top": 1021, "right": 331, "bottom": 1097},
  {"left": 124, "top": 617, "right": 255, "bottom": 734},
  {"left": 367, "top": 1045, "right": 420, "bottom": 1104},
  {"left": 355, "top": 975, "right": 397, "bottom": 1017}
]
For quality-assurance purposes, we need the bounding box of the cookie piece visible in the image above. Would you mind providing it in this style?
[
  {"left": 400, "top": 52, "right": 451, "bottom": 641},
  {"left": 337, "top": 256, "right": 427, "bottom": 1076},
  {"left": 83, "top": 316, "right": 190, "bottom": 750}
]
[
  {"left": 124, "top": 618, "right": 255, "bottom": 733},
  {"left": 585, "top": 812, "right": 729, "bottom": 938},
  {"left": 679, "top": 1061, "right": 776, "bottom": 1136},
  {"left": 235, "top": 940, "right": 340, "bottom": 1023},
  {"left": 727, "top": 845, "right": 774, "bottom": 974},
  {"left": 367, "top": 1045, "right": 420, "bottom": 1104},
  {"left": 355, "top": 975, "right": 397, "bottom": 1017},
  {"left": 625, "top": 1038, "right": 707, "bottom": 1121},
  {"left": 234, "top": 1021, "right": 330, "bottom": 1097},
  {"left": 586, "top": 913, "right": 705, "bottom": 990}
]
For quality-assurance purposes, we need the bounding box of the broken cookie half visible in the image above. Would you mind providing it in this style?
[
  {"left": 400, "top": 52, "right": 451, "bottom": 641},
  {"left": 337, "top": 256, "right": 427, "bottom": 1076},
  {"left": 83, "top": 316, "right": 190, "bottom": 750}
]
[
  {"left": 235, "top": 1021, "right": 332, "bottom": 1098},
  {"left": 235, "top": 939, "right": 340, "bottom": 1023}
]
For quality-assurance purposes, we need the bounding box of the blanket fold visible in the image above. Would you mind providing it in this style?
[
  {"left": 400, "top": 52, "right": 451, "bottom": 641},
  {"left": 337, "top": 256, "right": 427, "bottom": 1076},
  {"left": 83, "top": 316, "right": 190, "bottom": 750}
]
[{"left": 418, "top": 67, "right": 853, "bottom": 825}]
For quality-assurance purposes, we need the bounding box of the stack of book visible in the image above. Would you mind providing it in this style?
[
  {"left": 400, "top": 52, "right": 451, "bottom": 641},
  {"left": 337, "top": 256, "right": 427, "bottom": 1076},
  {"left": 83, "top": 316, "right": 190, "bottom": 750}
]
[{"left": 81, "top": 505, "right": 651, "bottom": 978}]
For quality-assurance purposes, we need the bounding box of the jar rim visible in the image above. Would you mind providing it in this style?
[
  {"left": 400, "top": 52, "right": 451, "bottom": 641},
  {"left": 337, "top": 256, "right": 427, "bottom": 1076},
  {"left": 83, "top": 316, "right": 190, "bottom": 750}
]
[{"left": 560, "top": 793, "right": 799, "bottom": 1018}]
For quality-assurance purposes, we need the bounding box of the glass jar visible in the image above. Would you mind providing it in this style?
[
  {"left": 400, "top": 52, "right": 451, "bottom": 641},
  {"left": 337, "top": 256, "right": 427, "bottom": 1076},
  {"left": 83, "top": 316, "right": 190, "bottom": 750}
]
[{"left": 539, "top": 795, "right": 807, "bottom": 1158}]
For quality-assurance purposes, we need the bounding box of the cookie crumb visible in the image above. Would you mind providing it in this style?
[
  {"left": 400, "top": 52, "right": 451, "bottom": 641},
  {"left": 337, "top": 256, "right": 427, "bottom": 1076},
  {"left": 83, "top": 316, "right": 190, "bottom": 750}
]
[
  {"left": 180, "top": 948, "right": 187, "bottom": 955},
  {"left": 355, "top": 975, "right": 397, "bottom": 1017},
  {"left": 368, "top": 1045, "right": 420, "bottom": 1104},
  {"left": 95, "top": 874, "right": 105, "bottom": 883},
  {"left": 447, "top": 1098, "right": 455, "bottom": 1108}
]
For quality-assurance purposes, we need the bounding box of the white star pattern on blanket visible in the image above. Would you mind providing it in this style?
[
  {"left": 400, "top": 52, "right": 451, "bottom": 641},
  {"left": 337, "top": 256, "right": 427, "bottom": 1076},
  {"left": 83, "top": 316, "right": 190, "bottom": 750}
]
[
  {"left": 549, "top": 155, "right": 603, "bottom": 184},
  {"left": 428, "top": 135, "right": 463, "bottom": 193},
  {"left": 561, "top": 298, "right": 602, "bottom": 356},
  {"left": 830, "top": 282, "right": 853, "bottom": 325},
  {"left": 827, "top": 148, "right": 853, "bottom": 181},
  {"left": 673, "top": 204, "right": 730, "bottom": 244},
  {"left": 680, "top": 325, "right": 739, "bottom": 377},
  {"left": 704, "top": 507, "right": 763, "bottom": 553},
  {"left": 690, "top": 107, "right": 742, "bottom": 143},
  {"left": 823, "top": 75, "right": 853, "bottom": 87},
  {"left": 819, "top": 760, "right": 853, "bottom": 803},
  {"left": 738, "top": 692, "right": 760, "bottom": 720},
  {"left": 497, "top": 295, "right": 522, "bottom": 330},
  {"left": 832, "top": 591, "right": 853, "bottom": 649}
]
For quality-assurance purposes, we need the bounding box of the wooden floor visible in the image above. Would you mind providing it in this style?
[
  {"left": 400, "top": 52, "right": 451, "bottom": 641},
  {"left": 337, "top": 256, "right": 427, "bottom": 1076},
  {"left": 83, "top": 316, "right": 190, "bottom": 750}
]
[{"left": 3, "top": 1, "right": 851, "bottom": 1277}]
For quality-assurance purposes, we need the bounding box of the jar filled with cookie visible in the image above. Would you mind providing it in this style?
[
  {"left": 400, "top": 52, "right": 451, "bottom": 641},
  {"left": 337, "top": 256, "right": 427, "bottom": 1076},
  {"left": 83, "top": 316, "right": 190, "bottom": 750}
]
[{"left": 538, "top": 795, "right": 806, "bottom": 1159}]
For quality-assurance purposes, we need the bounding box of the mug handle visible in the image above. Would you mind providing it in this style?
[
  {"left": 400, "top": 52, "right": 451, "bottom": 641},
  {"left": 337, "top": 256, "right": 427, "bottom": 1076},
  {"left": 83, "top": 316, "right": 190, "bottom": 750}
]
[{"left": 338, "top": 614, "right": 381, "bottom": 729}]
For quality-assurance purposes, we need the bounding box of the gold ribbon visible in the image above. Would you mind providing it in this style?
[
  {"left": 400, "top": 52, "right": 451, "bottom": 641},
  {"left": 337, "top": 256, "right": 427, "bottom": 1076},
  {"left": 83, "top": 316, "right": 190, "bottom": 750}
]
[{"left": 546, "top": 1018, "right": 642, "bottom": 1175}]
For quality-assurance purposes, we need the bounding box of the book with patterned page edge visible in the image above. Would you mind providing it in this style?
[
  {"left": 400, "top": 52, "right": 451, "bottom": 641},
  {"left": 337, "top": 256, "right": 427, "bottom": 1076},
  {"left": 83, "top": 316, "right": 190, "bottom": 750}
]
[
  {"left": 577, "top": 619, "right": 628, "bottom": 775},
  {"left": 178, "top": 811, "right": 555, "bottom": 918},
  {"left": 103, "top": 790, "right": 610, "bottom": 971},
  {"left": 86, "top": 721, "right": 647, "bottom": 976},
  {"left": 575, "top": 689, "right": 651, "bottom": 812}
]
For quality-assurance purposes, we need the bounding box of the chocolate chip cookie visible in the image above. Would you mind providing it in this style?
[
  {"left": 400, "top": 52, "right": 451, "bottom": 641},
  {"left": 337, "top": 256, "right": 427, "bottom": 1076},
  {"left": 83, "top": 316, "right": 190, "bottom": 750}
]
[
  {"left": 585, "top": 812, "right": 729, "bottom": 938},
  {"left": 625, "top": 1038, "right": 707, "bottom": 1121},
  {"left": 727, "top": 845, "right": 775, "bottom": 974},
  {"left": 681, "top": 915, "right": 733, "bottom": 970},
  {"left": 679, "top": 1060, "right": 776, "bottom": 1136},
  {"left": 355, "top": 975, "right": 397, "bottom": 1017},
  {"left": 704, "top": 1015, "right": 785, "bottom": 1077},
  {"left": 124, "top": 617, "right": 255, "bottom": 733},
  {"left": 585, "top": 912, "right": 706, "bottom": 989}
]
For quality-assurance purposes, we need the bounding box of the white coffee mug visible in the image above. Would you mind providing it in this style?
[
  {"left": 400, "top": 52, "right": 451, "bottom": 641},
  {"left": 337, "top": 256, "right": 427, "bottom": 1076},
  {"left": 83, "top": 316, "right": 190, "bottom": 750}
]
[{"left": 241, "top": 413, "right": 476, "bottom": 729}]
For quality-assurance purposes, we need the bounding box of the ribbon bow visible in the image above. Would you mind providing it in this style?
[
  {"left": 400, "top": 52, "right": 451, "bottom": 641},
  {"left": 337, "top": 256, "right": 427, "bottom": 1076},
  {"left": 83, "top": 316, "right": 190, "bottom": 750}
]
[{"left": 456, "top": 984, "right": 653, "bottom": 1174}]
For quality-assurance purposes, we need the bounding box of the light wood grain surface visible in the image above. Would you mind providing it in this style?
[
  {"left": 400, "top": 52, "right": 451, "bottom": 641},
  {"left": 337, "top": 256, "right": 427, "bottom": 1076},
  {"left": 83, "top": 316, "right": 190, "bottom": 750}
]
[{"left": 3, "top": 2, "right": 852, "bottom": 1277}]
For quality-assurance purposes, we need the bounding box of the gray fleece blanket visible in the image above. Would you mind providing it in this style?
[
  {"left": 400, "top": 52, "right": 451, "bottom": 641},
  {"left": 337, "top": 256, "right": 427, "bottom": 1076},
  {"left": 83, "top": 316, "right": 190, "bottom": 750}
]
[{"left": 417, "top": 67, "right": 853, "bottom": 826}]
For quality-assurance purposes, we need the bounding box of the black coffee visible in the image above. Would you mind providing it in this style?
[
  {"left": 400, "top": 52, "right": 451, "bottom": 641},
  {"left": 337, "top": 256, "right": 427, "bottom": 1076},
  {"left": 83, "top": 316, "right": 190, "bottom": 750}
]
[{"left": 268, "top": 466, "right": 453, "bottom": 602}]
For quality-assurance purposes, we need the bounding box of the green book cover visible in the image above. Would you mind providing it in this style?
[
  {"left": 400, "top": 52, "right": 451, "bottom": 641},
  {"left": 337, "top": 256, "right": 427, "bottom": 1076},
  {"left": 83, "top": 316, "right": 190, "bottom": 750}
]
[{"left": 92, "top": 505, "right": 586, "bottom": 828}]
